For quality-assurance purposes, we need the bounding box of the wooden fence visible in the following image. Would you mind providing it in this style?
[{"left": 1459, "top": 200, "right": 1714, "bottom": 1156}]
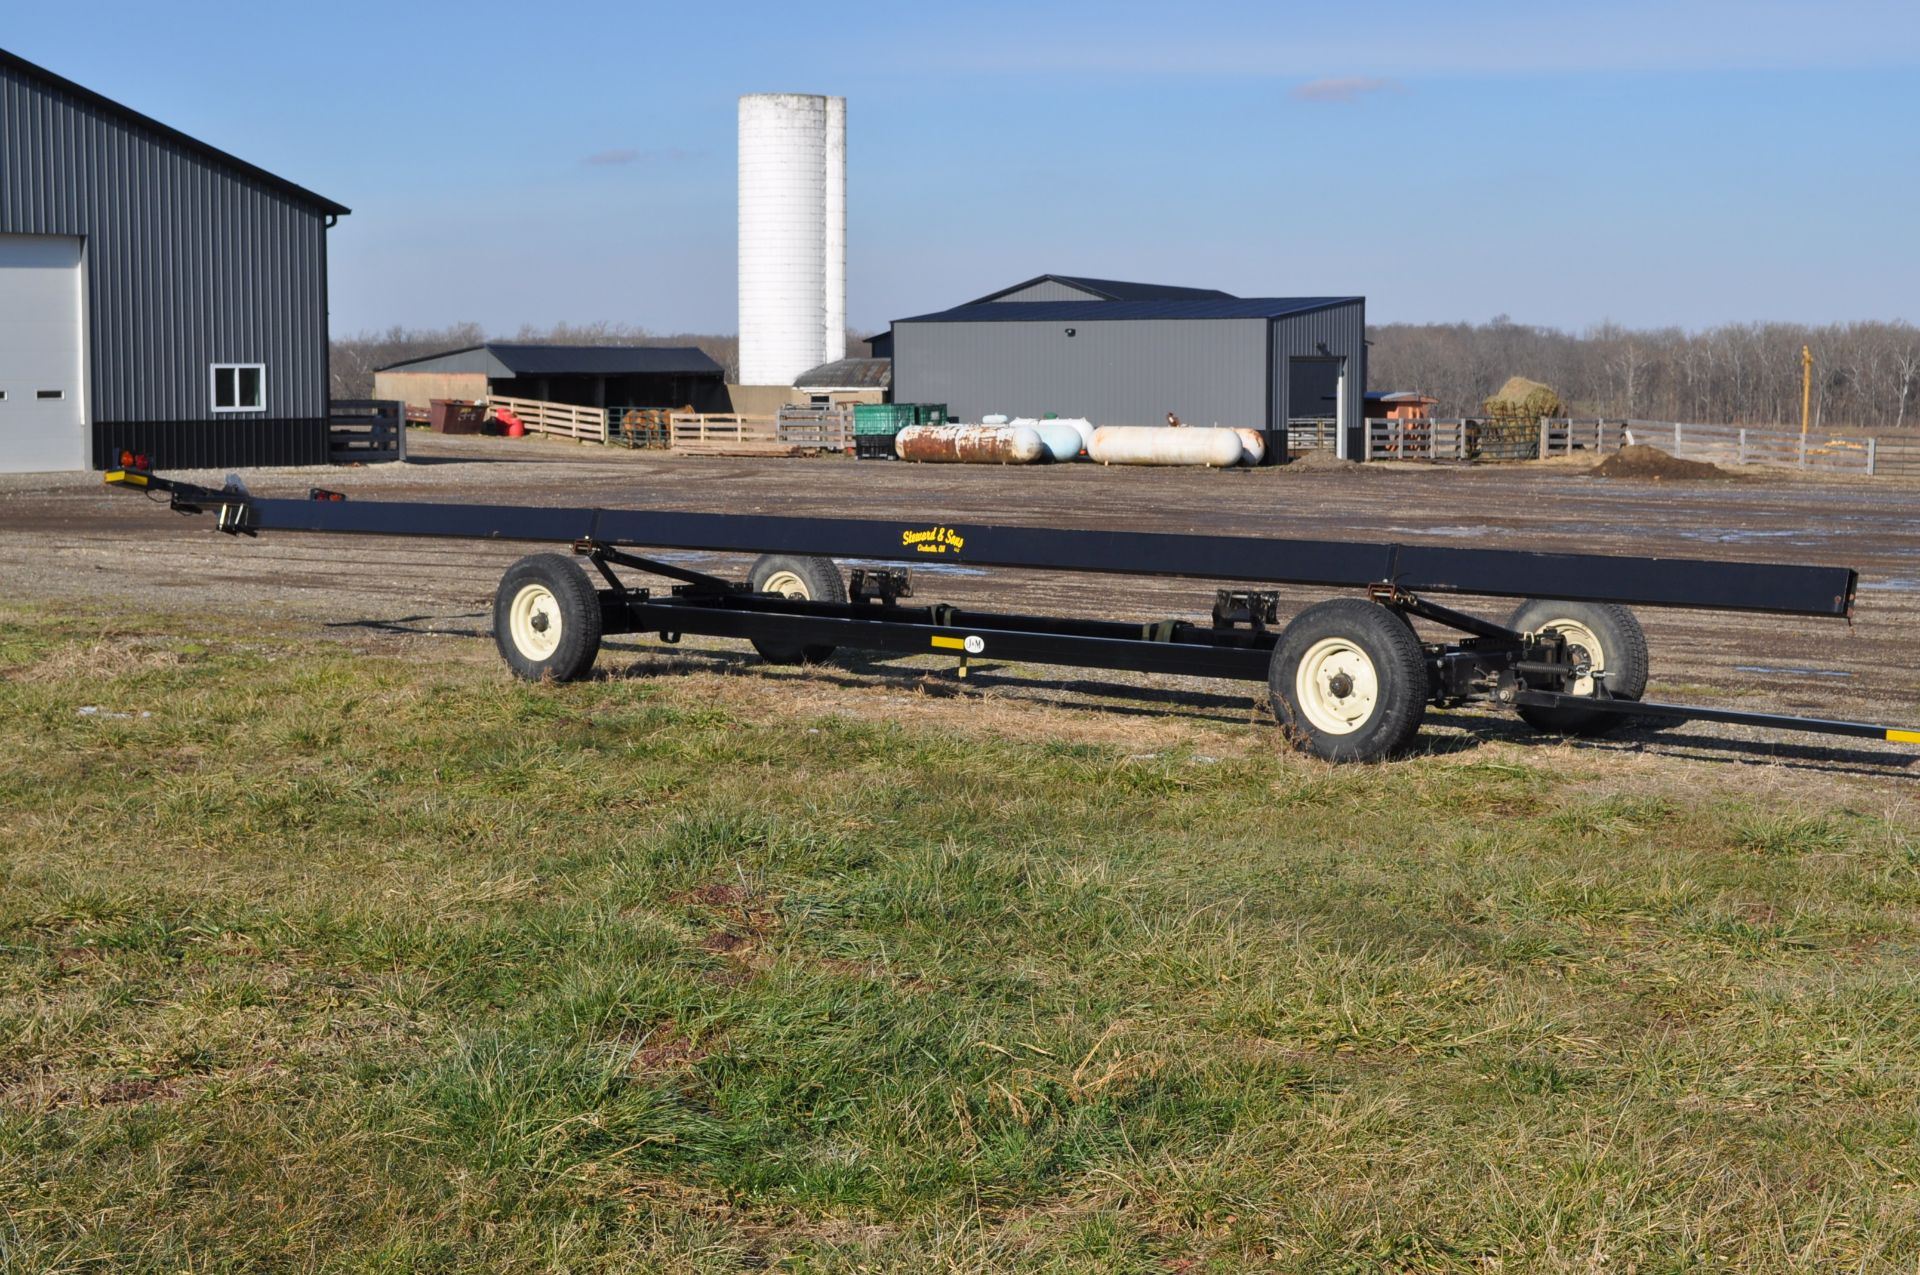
[
  {"left": 775, "top": 405, "right": 853, "bottom": 451},
  {"left": 1286, "top": 420, "right": 1339, "bottom": 452},
  {"left": 487, "top": 394, "right": 607, "bottom": 444},
  {"left": 1537, "top": 419, "right": 1630, "bottom": 457},
  {"left": 1364, "top": 418, "right": 1474, "bottom": 461},
  {"left": 1871, "top": 438, "right": 1920, "bottom": 478},
  {"left": 668, "top": 413, "right": 793, "bottom": 456},
  {"left": 328, "top": 399, "right": 406, "bottom": 463}
]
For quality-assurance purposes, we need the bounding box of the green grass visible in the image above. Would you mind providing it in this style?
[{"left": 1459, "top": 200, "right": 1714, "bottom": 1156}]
[{"left": 2, "top": 604, "right": 1918, "bottom": 1272}]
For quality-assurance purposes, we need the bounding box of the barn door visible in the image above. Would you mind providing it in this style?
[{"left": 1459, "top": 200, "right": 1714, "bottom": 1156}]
[{"left": 0, "top": 234, "right": 88, "bottom": 472}]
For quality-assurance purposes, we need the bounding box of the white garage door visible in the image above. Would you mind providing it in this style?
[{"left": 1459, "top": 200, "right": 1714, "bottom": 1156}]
[{"left": 0, "top": 234, "right": 88, "bottom": 473}]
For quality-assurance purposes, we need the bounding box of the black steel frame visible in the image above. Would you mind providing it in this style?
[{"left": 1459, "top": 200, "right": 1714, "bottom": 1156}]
[
  {"left": 101, "top": 468, "right": 1916, "bottom": 750},
  {"left": 178, "top": 492, "right": 1855, "bottom": 617}
]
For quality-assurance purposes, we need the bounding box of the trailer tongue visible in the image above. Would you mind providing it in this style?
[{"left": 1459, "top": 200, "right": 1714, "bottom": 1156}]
[{"left": 104, "top": 466, "right": 1912, "bottom": 763}]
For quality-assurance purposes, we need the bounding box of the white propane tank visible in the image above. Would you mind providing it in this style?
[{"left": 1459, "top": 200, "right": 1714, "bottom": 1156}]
[
  {"left": 1087, "top": 426, "right": 1244, "bottom": 468},
  {"left": 1234, "top": 428, "right": 1267, "bottom": 466},
  {"left": 1053, "top": 418, "right": 1096, "bottom": 450},
  {"left": 1033, "top": 422, "right": 1085, "bottom": 461},
  {"left": 981, "top": 413, "right": 1010, "bottom": 425}
]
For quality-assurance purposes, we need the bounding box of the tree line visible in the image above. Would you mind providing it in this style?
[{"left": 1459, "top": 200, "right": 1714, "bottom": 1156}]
[
  {"left": 1367, "top": 317, "right": 1920, "bottom": 432},
  {"left": 332, "top": 316, "right": 1920, "bottom": 433}
]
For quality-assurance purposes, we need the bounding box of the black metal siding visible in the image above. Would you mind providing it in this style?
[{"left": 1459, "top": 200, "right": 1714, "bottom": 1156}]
[
  {"left": 1270, "top": 300, "right": 1367, "bottom": 460},
  {"left": 892, "top": 318, "right": 1270, "bottom": 429},
  {"left": 94, "top": 418, "right": 331, "bottom": 469},
  {"left": 0, "top": 59, "right": 333, "bottom": 443}
]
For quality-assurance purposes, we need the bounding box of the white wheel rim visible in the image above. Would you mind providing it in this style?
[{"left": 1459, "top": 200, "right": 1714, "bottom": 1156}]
[
  {"left": 508, "top": 582, "right": 562, "bottom": 660},
  {"left": 761, "top": 569, "right": 810, "bottom": 599},
  {"left": 1539, "top": 617, "right": 1604, "bottom": 696},
  {"left": 1294, "top": 637, "right": 1381, "bottom": 735}
]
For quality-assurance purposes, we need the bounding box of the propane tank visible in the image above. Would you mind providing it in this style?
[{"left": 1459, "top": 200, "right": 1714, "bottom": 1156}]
[
  {"left": 1053, "top": 418, "right": 1095, "bottom": 451},
  {"left": 1233, "top": 428, "right": 1266, "bottom": 466},
  {"left": 1032, "top": 422, "right": 1085, "bottom": 461},
  {"left": 895, "top": 423, "right": 1046, "bottom": 464},
  {"left": 1087, "top": 426, "right": 1244, "bottom": 468}
]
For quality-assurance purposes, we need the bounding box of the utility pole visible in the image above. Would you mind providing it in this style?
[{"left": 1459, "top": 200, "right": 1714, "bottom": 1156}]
[{"left": 1801, "top": 344, "right": 1813, "bottom": 438}]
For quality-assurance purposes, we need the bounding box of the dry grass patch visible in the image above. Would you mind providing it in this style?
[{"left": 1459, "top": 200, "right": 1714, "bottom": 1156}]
[{"left": 2, "top": 601, "right": 1918, "bottom": 1272}]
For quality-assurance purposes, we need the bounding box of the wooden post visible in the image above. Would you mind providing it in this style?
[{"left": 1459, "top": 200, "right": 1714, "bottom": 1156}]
[
  {"left": 1801, "top": 345, "right": 1812, "bottom": 439},
  {"left": 1673, "top": 421, "right": 1683, "bottom": 455},
  {"left": 1738, "top": 428, "right": 1748, "bottom": 465},
  {"left": 1867, "top": 436, "right": 1878, "bottom": 476}
]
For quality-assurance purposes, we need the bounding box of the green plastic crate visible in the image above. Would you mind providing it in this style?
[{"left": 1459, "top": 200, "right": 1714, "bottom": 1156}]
[
  {"left": 853, "top": 403, "right": 917, "bottom": 436},
  {"left": 914, "top": 403, "right": 949, "bottom": 426}
]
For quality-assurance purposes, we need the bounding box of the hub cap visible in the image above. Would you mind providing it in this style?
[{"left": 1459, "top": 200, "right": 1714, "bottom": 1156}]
[
  {"left": 1295, "top": 637, "right": 1380, "bottom": 735},
  {"left": 508, "top": 582, "right": 562, "bottom": 660},
  {"left": 1539, "top": 617, "right": 1604, "bottom": 696},
  {"left": 761, "top": 569, "right": 810, "bottom": 599}
]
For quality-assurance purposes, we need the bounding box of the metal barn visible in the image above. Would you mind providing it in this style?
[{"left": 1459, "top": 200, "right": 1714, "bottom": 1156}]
[
  {"left": 888, "top": 275, "right": 1367, "bottom": 460},
  {"left": 0, "top": 48, "right": 348, "bottom": 472},
  {"left": 372, "top": 344, "right": 729, "bottom": 418}
]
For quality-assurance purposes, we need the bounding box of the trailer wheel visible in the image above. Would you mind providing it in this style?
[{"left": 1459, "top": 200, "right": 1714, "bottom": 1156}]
[
  {"left": 494, "top": 554, "right": 603, "bottom": 682},
  {"left": 1506, "top": 599, "right": 1648, "bottom": 735},
  {"left": 1270, "top": 598, "right": 1428, "bottom": 762},
  {"left": 747, "top": 554, "right": 846, "bottom": 665}
]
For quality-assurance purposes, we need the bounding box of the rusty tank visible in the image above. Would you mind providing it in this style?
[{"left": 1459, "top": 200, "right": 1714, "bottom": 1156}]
[{"left": 894, "top": 423, "right": 1047, "bottom": 464}]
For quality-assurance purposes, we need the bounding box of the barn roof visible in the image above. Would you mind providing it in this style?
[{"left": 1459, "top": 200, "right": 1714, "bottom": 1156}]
[
  {"left": 894, "top": 297, "right": 1362, "bottom": 324},
  {"left": 794, "top": 357, "right": 892, "bottom": 390},
  {"left": 0, "top": 47, "right": 350, "bottom": 217},
  {"left": 378, "top": 343, "right": 723, "bottom": 377},
  {"left": 969, "top": 275, "right": 1236, "bottom": 304}
]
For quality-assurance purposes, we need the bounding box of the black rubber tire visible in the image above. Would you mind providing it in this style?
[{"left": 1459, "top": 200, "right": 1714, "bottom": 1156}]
[
  {"left": 747, "top": 554, "right": 846, "bottom": 665},
  {"left": 493, "top": 553, "right": 603, "bottom": 682},
  {"left": 1506, "top": 599, "right": 1648, "bottom": 735},
  {"left": 1269, "top": 598, "right": 1429, "bottom": 762}
]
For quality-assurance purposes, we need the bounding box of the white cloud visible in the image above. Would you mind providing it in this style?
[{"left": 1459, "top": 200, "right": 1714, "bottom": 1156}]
[
  {"left": 1291, "top": 76, "right": 1402, "bottom": 103},
  {"left": 581, "top": 147, "right": 700, "bottom": 167}
]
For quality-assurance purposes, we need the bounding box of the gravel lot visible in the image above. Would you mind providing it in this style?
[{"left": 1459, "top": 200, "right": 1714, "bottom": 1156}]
[{"left": 6, "top": 430, "right": 1917, "bottom": 779}]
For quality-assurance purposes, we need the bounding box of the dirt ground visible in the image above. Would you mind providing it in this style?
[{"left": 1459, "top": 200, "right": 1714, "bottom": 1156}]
[{"left": 5, "top": 431, "right": 1917, "bottom": 782}]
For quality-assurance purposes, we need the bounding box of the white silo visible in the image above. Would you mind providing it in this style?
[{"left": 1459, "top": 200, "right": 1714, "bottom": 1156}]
[
  {"left": 821, "top": 95, "right": 847, "bottom": 365},
  {"left": 737, "top": 93, "right": 845, "bottom": 387}
]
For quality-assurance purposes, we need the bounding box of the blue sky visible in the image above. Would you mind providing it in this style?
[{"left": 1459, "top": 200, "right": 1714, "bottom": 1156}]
[{"left": 9, "top": 1, "right": 1917, "bottom": 335}]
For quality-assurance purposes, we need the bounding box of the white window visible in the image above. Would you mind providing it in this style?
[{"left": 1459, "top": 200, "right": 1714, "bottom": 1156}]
[{"left": 211, "top": 363, "right": 266, "bottom": 413}]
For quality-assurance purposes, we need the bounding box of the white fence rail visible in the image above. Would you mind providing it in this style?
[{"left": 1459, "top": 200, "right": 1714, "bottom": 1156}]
[
  {"left": 1615, "top": 420, "right": 1874, "bottom": 475},
  {"left": 1360, "top": 414, "right": 1890, "bottom": 475}
]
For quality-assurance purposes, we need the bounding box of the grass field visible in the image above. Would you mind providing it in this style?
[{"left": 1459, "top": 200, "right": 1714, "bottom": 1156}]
[{"left": 3, "top": 602, "right": 1918, "bottom": 1273}]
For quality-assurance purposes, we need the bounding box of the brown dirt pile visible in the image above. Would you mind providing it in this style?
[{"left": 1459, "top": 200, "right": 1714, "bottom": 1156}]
[
  {"left": 1589, "top": 444, "right": 1734, "bottom": 481},
  {"left": 1283, "top": 450, "right": 1363, "bottom": 472}
]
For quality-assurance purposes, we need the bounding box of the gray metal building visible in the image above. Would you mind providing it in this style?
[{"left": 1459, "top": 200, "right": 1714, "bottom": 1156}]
[
  {"left": 890, "top": 275, "right": 1367, "bottom": 460},
  {"left": 0, "top": 48, "right": 348, "bottom": 472}
]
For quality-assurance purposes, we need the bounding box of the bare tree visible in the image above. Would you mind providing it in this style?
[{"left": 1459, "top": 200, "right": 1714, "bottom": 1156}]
[{"left": 1368, "top": 317, "right": 1920, "bottom": 430}]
